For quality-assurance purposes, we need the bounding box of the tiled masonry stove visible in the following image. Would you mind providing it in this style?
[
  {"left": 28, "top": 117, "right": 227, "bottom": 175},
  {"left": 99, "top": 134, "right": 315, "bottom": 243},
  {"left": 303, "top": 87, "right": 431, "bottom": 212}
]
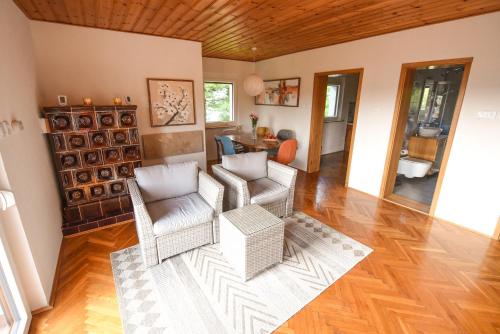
[{"left": 42, "top": 105, "right": 142, "bottom": 236}]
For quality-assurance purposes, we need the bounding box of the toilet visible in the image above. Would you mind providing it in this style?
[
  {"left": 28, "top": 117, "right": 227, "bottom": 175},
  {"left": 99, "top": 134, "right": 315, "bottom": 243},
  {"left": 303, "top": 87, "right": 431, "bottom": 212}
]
[{"left": 397, "top": 157, "right": 432, "bottom": 178}]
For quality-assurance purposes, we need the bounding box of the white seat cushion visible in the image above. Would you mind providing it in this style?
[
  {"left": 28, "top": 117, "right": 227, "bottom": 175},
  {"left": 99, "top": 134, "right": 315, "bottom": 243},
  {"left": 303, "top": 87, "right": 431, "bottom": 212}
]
[
  {"left": 248, "top": 178, "right": 289, "bottom": 205},
  {"left": 135, "top": 161, "right": 198, "bottom": 203},
  {"left": 222, "top": 151, "right": 267, "bottom": 181},
  {"left": 147, "top": 193, "right": 214, "bottom": 236}
]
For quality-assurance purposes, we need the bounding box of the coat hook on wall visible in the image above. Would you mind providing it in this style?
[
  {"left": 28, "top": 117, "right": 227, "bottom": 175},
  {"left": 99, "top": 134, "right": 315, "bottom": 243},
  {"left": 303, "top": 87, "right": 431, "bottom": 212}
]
[
  {"left": 0, "top": 119, "right": 24, "bottom": 138},
  {"left": 11, "top": 119, "right": 24, "bottom": 132},
  {"left": 0, "top": 121, "right": 10, "bottom": 138}
]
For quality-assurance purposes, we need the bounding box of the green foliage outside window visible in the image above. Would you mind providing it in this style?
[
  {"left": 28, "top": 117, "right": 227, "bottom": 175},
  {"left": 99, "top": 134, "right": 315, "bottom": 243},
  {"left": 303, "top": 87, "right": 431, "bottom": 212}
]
[
  {"left": 325, "top": 85, "right": 339, "bottom": 118},
  {"left": 204, "top": 82, "right": 233, "bottom": 122}
]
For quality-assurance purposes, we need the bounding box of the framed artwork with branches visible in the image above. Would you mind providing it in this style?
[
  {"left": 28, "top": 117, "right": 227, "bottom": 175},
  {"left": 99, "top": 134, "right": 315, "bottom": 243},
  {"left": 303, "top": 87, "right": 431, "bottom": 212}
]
[{"left": 147, "top": 78, "right": 196, "bottom": 127}]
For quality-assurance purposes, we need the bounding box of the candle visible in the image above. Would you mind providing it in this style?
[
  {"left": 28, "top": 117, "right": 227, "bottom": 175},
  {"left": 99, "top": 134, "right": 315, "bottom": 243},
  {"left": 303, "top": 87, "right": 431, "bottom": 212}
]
[
  {"left": 83, "top": 97, "right": 92, "bottom": 106},
  {"left": 113, "top": 97, "right": 122, "bottom": 105}
]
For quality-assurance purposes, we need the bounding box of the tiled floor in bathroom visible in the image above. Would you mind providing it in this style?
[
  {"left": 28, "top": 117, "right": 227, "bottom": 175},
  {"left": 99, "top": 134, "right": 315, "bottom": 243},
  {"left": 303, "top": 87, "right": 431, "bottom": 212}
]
[{"left": 393, "top": 174, "right": 438, "bottom": 205}]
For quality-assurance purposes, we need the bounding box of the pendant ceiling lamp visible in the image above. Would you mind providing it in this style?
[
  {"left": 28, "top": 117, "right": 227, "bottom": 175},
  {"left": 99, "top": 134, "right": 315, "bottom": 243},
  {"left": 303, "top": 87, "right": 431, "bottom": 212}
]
[{"left": 243, "top": 47, "right": 264, "bottom": 96}]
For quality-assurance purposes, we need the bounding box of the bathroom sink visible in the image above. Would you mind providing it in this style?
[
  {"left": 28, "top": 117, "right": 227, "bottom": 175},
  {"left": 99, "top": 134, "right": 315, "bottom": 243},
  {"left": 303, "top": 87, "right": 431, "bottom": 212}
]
[{"left": 418, "top": 127, "right": 442, "bottom": 137}]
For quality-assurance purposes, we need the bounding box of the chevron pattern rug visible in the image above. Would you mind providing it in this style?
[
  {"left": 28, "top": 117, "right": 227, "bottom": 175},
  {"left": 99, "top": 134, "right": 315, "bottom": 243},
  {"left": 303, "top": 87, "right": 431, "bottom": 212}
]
[{"left": 111, "top": 211, "right": 372, "bottom": 334}]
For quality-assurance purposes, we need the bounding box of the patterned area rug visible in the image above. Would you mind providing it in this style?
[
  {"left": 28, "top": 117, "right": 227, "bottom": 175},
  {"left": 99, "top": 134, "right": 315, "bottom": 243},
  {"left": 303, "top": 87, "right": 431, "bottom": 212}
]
[{"left": 111, "top": 211, "right": 372, "bottom": 334}]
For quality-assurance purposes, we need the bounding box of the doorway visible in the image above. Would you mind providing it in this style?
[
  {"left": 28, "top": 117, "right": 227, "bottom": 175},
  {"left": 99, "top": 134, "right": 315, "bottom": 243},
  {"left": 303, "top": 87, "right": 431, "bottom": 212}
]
[
  {"left": 381, "top": 58, "right": 472, "bottom": 214},
  {"left": 307, "top": 69, "right": 363, "bottom": 187}
]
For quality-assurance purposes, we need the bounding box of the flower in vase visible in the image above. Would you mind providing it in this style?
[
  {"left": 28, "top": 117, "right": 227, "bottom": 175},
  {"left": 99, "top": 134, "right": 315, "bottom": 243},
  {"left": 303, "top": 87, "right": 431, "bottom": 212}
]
[{"left": 250, "top": 113, "right": 259, "bottom": 127}]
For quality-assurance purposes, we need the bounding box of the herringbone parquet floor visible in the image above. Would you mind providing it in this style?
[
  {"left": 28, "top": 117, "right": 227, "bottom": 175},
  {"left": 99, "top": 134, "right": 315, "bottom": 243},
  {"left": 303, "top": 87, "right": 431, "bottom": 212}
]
[{"left": 31, "top": 152, "right": 500, "bottom": 333}]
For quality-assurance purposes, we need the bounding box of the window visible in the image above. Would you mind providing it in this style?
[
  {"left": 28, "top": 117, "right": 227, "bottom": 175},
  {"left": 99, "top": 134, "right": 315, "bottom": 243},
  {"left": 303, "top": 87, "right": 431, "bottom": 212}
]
[
  {"left": 325, "top": 84, "right": 341, "bottom": 121},
  {"left": 0, "top": 283, "right": 15, "bottom": 334},
  {"left": 0, "top": 239, "right": 26, "bottom": 334},
  {"left": 204, "top": 82, "right": 234, "bottom": 125},
  {"left": 419, "top": 86, "right": 431, "bottom": 112}
]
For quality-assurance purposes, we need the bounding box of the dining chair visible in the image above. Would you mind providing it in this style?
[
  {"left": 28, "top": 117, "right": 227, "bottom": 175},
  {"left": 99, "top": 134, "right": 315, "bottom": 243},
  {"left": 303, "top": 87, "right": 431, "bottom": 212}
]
[
  {"left": 276, "top": 129, "right": 295, "bottom": 141},
  {"left": 267, "top": 129, "right": 295, "bottom": 156},
  {"left": 221, "top": 129, "right": 246, "bottom": 153},
  {"left": 274, "top": 139, "right": 298, "bottom": 165},
  {"left": 215, "top": 137, "right": 224, "bottom": 163},
  {"left": 215, "top": 136, "right": 245, "bottom": 163},
  {"left": 215, "top": 136, "right": 234, "bottom": 162}
]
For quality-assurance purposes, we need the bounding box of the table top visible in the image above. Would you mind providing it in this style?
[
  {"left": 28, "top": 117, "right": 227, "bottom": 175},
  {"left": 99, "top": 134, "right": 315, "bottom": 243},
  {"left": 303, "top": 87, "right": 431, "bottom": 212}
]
[
  {"left": 220, "top": 205, "right": 284, "bottom": 235},
  {"left": 225, "top": 134, "right": 279, "bottom": 151}
]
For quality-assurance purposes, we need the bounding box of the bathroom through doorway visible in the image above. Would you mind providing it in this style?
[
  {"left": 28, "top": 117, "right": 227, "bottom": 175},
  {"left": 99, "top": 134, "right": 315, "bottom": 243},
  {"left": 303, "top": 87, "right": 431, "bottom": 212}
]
[{"left": 380, "top": 58, "right": 472, "bottom": 214}]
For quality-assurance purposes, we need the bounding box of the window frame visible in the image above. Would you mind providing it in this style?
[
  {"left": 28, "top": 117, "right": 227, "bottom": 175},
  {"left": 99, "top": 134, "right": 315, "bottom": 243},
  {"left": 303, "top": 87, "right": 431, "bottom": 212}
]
[
  {"left": 204, "top": 81, "right": 236, "bottom": 128},
  {"left": 324, "top": 84, "right": 342, "bottom": 123},
  {"left": 0, "top": 239, "right": 26, "bottom": 334}
]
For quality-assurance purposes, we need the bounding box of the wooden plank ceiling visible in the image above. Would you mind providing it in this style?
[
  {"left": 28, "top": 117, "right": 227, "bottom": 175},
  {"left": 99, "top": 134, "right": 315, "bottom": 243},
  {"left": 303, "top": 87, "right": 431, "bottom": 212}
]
[{"left": 14, "top": 0, "right": 500, "bottom": 61}]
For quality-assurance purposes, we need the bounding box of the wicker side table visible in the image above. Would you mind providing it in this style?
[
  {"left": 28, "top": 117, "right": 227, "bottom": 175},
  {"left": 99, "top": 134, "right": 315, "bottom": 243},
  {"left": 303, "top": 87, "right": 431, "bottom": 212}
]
[{"left": 219, "top": 204, "right": 285, "bottom": 281}]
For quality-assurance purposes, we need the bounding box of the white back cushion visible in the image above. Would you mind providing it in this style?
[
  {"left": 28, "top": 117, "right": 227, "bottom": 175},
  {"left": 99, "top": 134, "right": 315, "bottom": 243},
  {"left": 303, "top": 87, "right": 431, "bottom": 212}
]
[
  {"left": 222, "top": 151, "right": 267, "bottom": 181},
  {"left": 135, "top": 161, "right": 198, "bottom": 203}
]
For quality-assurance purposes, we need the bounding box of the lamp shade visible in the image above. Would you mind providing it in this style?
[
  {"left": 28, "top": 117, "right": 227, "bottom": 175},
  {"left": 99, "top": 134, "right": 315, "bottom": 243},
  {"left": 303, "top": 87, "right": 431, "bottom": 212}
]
[{"left": 243, "top": 74, "right": 264, "bottom": 96}]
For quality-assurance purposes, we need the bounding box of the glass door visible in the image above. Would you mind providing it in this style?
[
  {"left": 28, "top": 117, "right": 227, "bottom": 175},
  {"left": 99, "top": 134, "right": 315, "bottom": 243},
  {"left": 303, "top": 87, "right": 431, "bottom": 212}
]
[
  {"left": 0, "top": 286, "right": 14, "bottom": 334},
  {"left": 0, "top": 237, "right": 25, "bottom": 334},
  {"left": 0, "top": 266, "right": 19, "bottom": 334}
]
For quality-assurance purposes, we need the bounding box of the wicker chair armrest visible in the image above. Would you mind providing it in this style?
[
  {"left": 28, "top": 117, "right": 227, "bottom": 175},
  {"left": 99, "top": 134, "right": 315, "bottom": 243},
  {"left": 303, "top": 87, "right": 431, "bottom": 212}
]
[
  {"left": 266, "top": 161, "right": 297, "bottom": 218},
  {"left": 126, "top": 179, "right": 158, "bottom": 267},
  {"left": 267, "top": 160, "right": 298, "bottom": 188},
  {"left": 212, "top": 164, "right": 250, "bottom": 209},
  {"left": 198, "top": 170, "right": 224, "bottom": 215},
  {"left": 211, "top": 164, "right": 248, "bottom": 193}
]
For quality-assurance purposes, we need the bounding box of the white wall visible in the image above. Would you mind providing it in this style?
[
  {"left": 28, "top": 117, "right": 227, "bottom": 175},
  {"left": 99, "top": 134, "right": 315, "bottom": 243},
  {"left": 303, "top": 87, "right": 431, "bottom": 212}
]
[
  {"left": 321, "top": 121, "right": 347, "bottom": 155},
  {"left": 202, "top": 58, "right": 255, "bottom": 161},
  {"left": 0, "top": 0, "right": 62, "bottom": 310},
  {"left": 255, "top": 12, "right": 500, "bottom": 237},
  {"left": 30, "top": 22, "right": 207, "bottom": 169},
  {"left": 321, "top": 75, "right": 359, "bottom": 155},
  {"left": 322, "top": 76, "right": 346, "bottom": 155}
]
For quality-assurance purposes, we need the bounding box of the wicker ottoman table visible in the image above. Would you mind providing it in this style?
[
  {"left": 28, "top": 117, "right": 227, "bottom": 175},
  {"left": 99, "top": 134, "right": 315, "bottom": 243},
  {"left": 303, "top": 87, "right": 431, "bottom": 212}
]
[{"left": 219, "top": 204, "right": 285, "bottom": 281}]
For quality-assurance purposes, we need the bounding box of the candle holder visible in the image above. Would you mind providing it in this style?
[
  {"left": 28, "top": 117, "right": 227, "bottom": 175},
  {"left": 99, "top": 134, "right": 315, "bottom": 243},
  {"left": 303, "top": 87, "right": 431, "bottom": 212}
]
[
  {"left": 113, "top": 97, "right": 122, "bottom": 105},
  {"left": 83, "top": 97, "right": 93, "bottom": 106}
]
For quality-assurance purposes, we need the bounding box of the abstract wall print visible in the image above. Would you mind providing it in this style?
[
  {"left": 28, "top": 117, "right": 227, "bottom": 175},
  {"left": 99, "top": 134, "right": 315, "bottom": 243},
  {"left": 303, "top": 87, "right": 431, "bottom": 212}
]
[
  {"left": 147, "top": 78, "right": 196, "bottom": 127},
  {"left": 255, "top": 78, "right": 300, "bottom": 107}
]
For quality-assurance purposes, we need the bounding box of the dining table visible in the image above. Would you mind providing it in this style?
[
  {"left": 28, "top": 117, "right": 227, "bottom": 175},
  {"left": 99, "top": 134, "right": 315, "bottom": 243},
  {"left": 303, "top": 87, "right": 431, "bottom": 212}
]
[{"left": 225, "top": 134, "right": 280, "bottom": 152}]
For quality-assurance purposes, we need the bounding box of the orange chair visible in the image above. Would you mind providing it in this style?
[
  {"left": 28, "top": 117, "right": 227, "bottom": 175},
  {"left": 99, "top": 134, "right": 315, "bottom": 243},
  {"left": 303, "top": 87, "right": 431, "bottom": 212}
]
[{"left": 275, "top": 139, "right": 297, "bottom": 165}]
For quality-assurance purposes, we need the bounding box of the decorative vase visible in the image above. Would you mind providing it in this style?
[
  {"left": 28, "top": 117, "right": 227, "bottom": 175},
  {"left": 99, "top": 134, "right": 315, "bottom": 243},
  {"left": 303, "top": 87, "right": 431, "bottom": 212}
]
[{"left": 249, "top": 113, "right": 259, "bottom": 139}]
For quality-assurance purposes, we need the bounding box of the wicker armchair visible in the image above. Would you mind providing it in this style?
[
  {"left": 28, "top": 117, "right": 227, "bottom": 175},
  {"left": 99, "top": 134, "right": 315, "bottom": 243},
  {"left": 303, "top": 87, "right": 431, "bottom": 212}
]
[
  {"left": 212, "top": 158, "right": 297, "bottom": 218},
  {"left": 128, "top": 165, "right": 224, "bottom": 268}
]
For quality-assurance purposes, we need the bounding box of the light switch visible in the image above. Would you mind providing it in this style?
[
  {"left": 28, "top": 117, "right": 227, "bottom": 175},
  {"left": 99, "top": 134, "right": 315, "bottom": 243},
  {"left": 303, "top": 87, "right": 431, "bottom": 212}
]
[{"left": 477, "top": 111, "right": 497, "bottom": 119}]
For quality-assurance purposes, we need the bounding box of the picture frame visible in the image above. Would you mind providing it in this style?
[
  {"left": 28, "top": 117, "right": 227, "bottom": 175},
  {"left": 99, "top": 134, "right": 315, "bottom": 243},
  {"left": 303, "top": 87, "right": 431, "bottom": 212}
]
[
  {"left": 255, "top": 78, "right": 300, "bottom": 107},
  {"left": 147, "top": 78, "right": 196, "bottom": 127}
]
